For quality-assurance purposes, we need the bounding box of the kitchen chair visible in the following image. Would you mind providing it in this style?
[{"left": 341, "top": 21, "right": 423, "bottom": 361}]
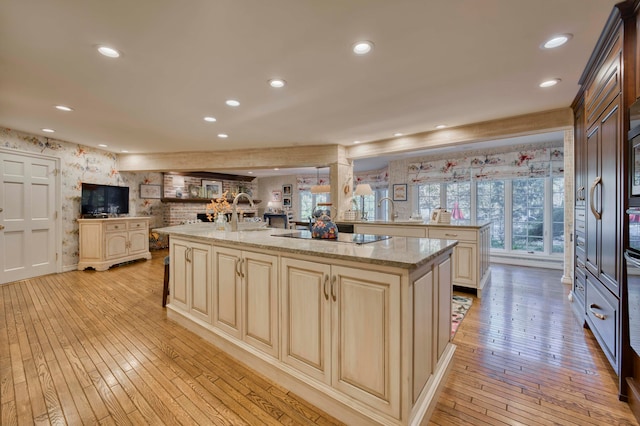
[{"left": 162, "top": 255, "right": 170, "bottom": 307}]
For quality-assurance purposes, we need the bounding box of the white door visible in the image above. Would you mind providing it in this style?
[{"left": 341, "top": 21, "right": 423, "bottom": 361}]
[{"left": 0, "top": 151, "right": 58, "bottom": 284}]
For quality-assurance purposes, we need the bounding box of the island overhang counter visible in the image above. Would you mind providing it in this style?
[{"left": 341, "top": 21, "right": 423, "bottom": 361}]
[{"left": 154, "top": 223, "right": 457, "bottom": 426}]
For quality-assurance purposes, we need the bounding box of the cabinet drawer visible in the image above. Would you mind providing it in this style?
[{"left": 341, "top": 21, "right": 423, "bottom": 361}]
[
  {"left": 585, "top": 277, "right": 618, "bottom": 365},
  {"left": 574, "top": 266, "right": 586, "bottom": 303},
  {"left": 575, "top": 234, "right": 585, "bottom": 259},
  {"left": 429, "top": 228, "right": 476, "bottom": 242},
  {"left": 128, "top": 220, "right": 148, "bottom": 231},
  {"left": 105, "top": 222, "right": 126, "bottom": 232}
]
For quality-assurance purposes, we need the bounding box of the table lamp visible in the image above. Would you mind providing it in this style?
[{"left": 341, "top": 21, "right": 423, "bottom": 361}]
[{"left": 354, "top": 184, "right": 373, "bottom": 220}]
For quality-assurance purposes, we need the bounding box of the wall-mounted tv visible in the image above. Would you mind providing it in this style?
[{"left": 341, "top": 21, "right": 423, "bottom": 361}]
[{"left": 81, "top": 183, "right": 130, "bottom": 217}]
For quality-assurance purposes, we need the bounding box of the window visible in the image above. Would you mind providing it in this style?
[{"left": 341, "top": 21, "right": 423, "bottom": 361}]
[
  {"left": 512, "top": 178, "right": 544, "bottom": 252},
  {"left": 552, "top": 177, "right": 564, "bottom": 253},
  {"left": 445, "top": 182, "right": 470, "bottom": 222},
  {"left": 417, "top": 183, "right": 441, "bottom": 220},
  {"left": 418, "top": 176, "right": 564, "bottom": 255},
  {"left": 299, "top": 191, "right": 329, "bottom": 221},
  {"left": 360, "top": 188, "right": 389, "bottom": 221},
  {"left": 477, "top": 181, "right": 505, "bottom": 249}
]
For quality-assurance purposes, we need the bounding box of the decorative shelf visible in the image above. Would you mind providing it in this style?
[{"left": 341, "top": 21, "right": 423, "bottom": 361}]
[{"left": 161, "top": 197, "right": 261, "bottom": 204}]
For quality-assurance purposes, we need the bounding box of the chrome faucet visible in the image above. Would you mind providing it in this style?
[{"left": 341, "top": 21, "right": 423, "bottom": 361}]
[
  {"left": 378, "top": 197, "right": 398, "bottom": 222},
  {"left": 231, "top": 192, "right": 255, "bottom": 231}
]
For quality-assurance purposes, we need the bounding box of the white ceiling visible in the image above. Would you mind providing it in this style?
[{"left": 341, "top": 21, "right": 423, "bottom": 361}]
[{"left": 0, "top": 0, "right": 619, "bottom": 175}]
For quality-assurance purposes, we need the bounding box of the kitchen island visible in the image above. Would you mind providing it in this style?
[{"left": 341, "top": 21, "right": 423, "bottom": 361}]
[{"left": 154, "top": 223, "right": 457, "bottom": 425}]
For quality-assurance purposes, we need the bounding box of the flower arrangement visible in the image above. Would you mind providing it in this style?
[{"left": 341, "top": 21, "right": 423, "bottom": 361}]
[{"left": 205, "top": 191, "right": 230, "bottom": 221}]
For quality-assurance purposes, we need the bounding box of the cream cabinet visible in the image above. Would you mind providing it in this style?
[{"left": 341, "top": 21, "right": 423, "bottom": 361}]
[
  {"left": 78, "top": 218, "right": 152, "bottom": 271},
  {"left": 170, "top": 237, "right": 212, "bottom": 323},
  {"left": 158, "top": 225, "right": 456, "bottom": 425},
  {"left": 280, "top": 257, "right": 401, "bottom": 418},
  {"left": 213, "top": 246, "right": 279, "bottom": 358},
  {"left": 428, "top": 225, "right": 490, "bottom": 297},
  {"left": 352, "top": 221, "right": 490, "bottom": 297}
]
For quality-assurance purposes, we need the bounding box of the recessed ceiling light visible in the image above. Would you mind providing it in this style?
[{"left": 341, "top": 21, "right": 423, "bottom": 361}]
[
  {"left": 203, "top": 116, "right": 217, "bottom": 122},
  {"left": 269, "top": 79, "right": 286, "bottom": 88},
  {"left": 225, "top": 99, "right": 240, "bottom": 107},
  {"left": 353, "top": 140, "right": 361, "bottom": 144},
  {"left": 436, "top": 124, "right": 447, "bottom": 129},
  {"left": 218, "top": 133, "right": 228, "bottom": 138},
  {"left": 353, "top": 41, "right": 374, "bottom": 55},
  {"left": 274, "top": 168, "right": 280, "bottom": 171},
  {"left": 542, "top": 34, "right": 572, "bottom": 49},
  {"left": 55, "top": 105, "right": 73, "bottom": 112},
  {"left": 98, "top": 144, "right": 108, "bottom": 147},
  {"left": 42, "top": 128, "right": 55, "bottom": 133},
  {"left": 539, "top": 78, "right": 561, "bottom": 88},
  {"left": 393, "top": 132, "right": 403, "bottom": 137},
  {"left": 248, "top": 171, "right": 254, "bottom": 174},
  {"left": 121, "top": 150, "right": 129, "bottom": 153},
  {"left": 97, "top": 46, "right": 121, "bottom": 58}
]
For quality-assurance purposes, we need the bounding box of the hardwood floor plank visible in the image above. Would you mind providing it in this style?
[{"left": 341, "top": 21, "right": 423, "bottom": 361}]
[{"left": 2, "top": 252, "right": 638, "bottom": 425}]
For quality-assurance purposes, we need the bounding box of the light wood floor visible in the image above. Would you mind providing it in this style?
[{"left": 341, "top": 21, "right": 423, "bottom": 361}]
[{"left": 1, "top": 250, "right": 638, "bottom": 425}]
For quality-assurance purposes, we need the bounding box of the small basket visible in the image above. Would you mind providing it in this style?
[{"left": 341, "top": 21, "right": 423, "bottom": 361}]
[{"left": 344, "top": 210, "right": 357, "bottom": 221}]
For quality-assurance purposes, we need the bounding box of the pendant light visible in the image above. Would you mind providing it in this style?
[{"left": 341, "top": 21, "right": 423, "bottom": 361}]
[{"left": 310, "top": 167, "right": 331, "bottom": 194}]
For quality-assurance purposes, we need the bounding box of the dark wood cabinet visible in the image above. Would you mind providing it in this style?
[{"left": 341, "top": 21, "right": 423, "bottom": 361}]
[
  {"left": 585, "top": 99, "right": 622, "bottom": 298},
  {"left": 573, "top": 7, "right": 626, "bottom": 389}
]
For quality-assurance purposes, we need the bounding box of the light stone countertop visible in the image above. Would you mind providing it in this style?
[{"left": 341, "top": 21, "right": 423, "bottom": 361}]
[
  {"left": 154, "top": 223, "right": 457, "bottom": 270},
  {"left": 336, "top": 219, "right": 492, "bottom": 229}
]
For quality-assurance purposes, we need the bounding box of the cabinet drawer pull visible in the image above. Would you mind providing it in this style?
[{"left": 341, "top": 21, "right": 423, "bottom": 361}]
[
  {"left": 589, "top": 176, "right": 602, "bottom": 220},
  {"left": 577, "top": 241, "right": 584, "bottom": 247},
  {"left": 114, "top": 225, "right": 119, "bottom": 229},
  {"left": 445, "top": 233, "right": 458, "bottom": 237},
  {"left": 331, "top": 275, "right": 337, "bottom": 301},
  {"left": 323, "top": 275, "right": 329, "bottom": 300},
  {"left": 589, "top": 304, "right": 606, "bottom": 320}
]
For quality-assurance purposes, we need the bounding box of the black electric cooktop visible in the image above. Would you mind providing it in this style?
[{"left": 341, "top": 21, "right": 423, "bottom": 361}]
[{"left": 272, "top": 231, "right": 391, "bottom": 245}]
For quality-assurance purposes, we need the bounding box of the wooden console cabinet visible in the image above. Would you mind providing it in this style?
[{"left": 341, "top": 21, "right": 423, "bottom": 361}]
[{"left": 77, "top": 217, "right": 152, "bottom": 271}]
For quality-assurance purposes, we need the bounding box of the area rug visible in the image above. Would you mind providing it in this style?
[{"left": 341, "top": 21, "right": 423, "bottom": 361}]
[{"left": 451, "top": 295, "right": 473, "bottom": 338}]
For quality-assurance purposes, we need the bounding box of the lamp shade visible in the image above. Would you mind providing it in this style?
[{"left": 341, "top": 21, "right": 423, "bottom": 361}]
[
  {"left": 310, "top": 184, "right": 331, "bottom": 194},
  {"left": 354, "top": 183, "right": 373, "bottom": 196}
]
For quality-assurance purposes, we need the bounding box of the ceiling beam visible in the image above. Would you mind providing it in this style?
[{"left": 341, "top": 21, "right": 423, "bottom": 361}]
[
  {"left": 118, "top": 145, "right": 341, "bottom": 172},
  {"left": 346, "top": 108, "right": 573, "bottom": 159}
]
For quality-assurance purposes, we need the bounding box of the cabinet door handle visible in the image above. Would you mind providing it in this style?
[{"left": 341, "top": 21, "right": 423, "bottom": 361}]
[
  {"left": 240, "top": 258, "right": 245, "bottom": 279},
  {"left": 235, "top": 259, "right": 241, "bottom": 277},
  {"left": 589, "top": 304, "right": 606, "bottom": 320},
  {"left": 0, "top": 225, "right": 4, "bottom": 231},
  {"left": 589, "top": 176, "right": 602, "bottom": 220},
  {"left": 331, "top": 275, "right": 337, "bottom": 301},
  {"left": 323, "top": 275, "right": 329, "bottom": 300}
]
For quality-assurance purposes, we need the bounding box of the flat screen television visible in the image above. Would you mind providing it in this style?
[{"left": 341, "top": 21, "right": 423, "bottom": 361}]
[{"left": 81, "top": 183, "right": 130, "bottom": 217}]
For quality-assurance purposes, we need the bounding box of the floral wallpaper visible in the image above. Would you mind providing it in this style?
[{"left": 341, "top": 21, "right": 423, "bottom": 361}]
[
  {"left": 0, "top": 127, "right": 163, "bottom": 269},
  {"left": 355, "top": 167, "right": 388, "bottom": 189},
  {"left": 407, "top": 144, "right": 564, "bottom": 184}
]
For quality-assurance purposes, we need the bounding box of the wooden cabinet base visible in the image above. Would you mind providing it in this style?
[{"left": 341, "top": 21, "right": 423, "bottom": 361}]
[
  {"left": 77, "top": 252, "right": 152, "bottom": 271},
  {"left": 77, "top": 217, "right": 152, "bottom": 271}
]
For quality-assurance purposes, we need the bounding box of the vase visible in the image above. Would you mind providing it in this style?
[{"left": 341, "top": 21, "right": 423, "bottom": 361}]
[{"left": 215, "top": 214, "right": 228, "bottom": 231}]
